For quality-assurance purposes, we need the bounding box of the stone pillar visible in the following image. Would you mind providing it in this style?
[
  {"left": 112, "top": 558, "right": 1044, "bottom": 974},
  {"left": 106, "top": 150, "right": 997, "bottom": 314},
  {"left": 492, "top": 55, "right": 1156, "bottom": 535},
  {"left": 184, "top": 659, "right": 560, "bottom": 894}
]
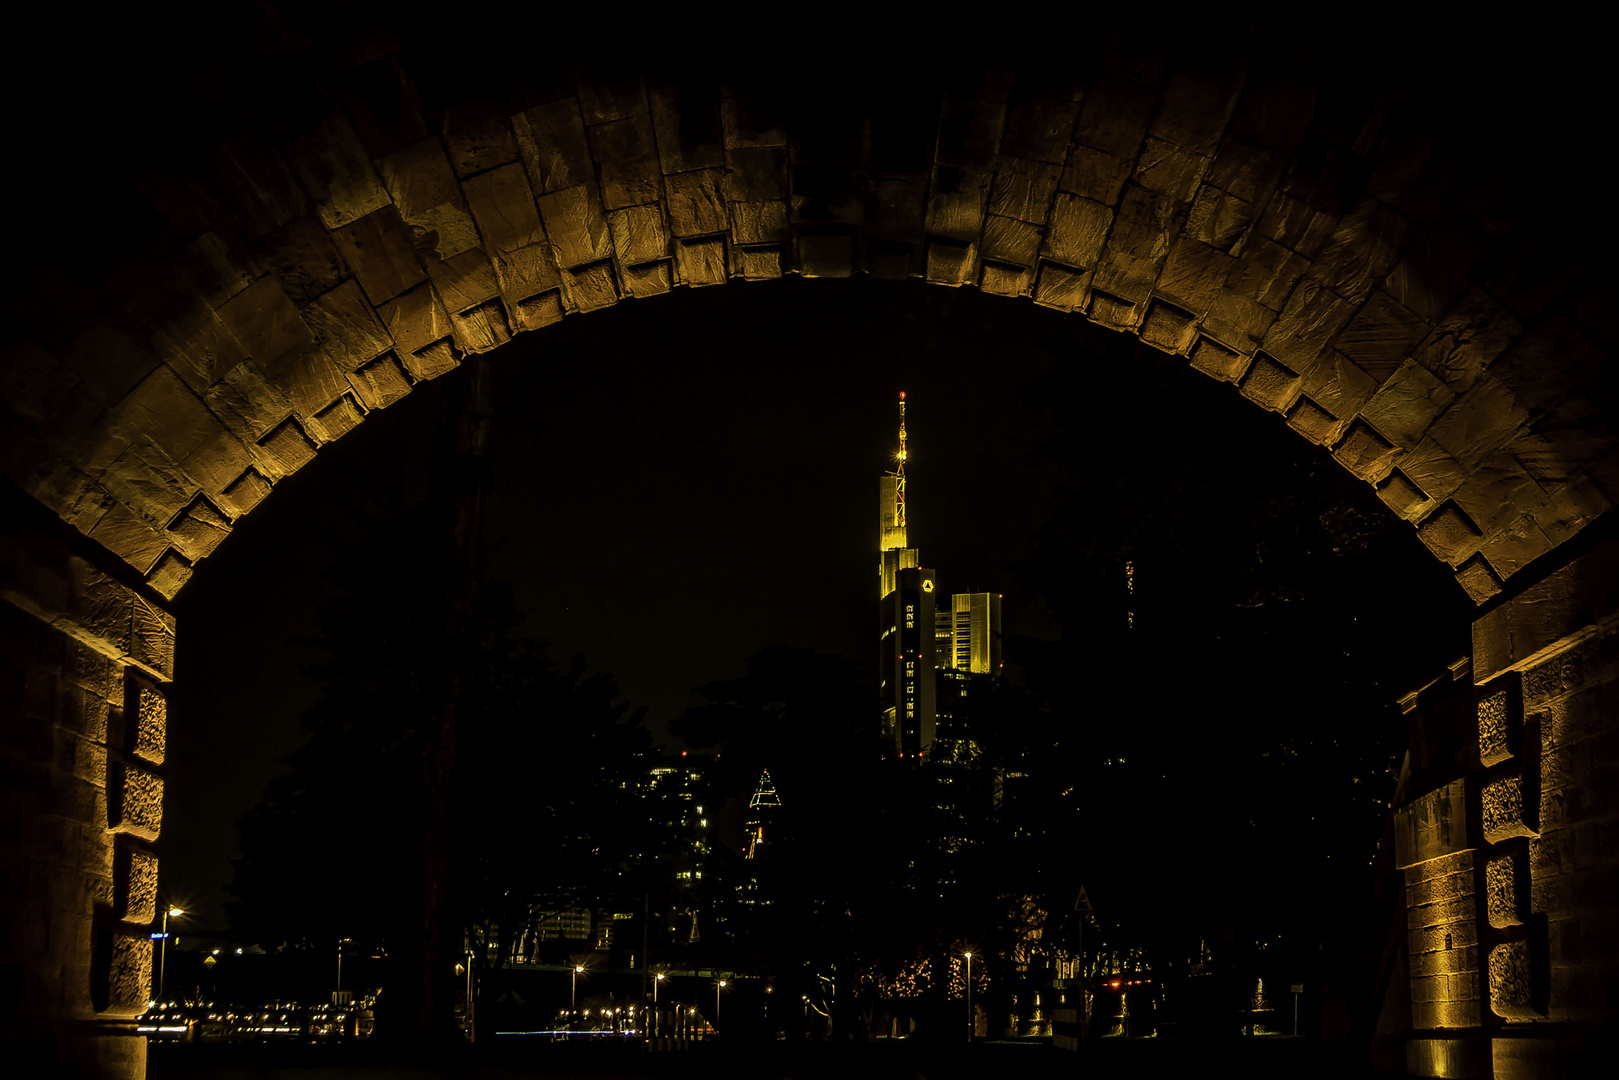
[{"left": 1, "top": 493, "right": 173, "bottom": 1079}]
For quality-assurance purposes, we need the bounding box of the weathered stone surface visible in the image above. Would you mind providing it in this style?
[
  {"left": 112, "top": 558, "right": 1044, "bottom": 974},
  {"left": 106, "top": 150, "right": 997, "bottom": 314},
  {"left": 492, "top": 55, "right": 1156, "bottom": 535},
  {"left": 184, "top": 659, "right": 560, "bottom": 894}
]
[
  {"left": 980, "top": 215, "right": 1040, "bottom": 267},
  {"left": 307, "top": 393, "right": 365, "bottom": 443},
  {"left": 1043, "top": 194, "right": 1112, "bottom": 270},
  {"left": 330, "top": 206, "right": 425, "bottom": 306},
  {"left": 1474, "top": 538, "right": 1619, "bottom": 682},
  {"left": 723, "top": 146, "right": 788, "bottom": 203},
  {"left": 513, "top": 100, "right": 592, "bottom": 196},
  {"left": 58, "top": 320, "right": 162, "bottom": 410},
  {"left": 101, "top": 436, "right": 200, "bottom": 529},
  {"left": 1455, "top": 557, "right": 1503, "bottom": 604},
  {"left": 1092, "top": 185, "right": 1176, "bottom": 303},
  {"left": 650, "top": 83, "right": 723, "bottom": 175},
  {"left": 1491, "top": 316, "right": 1605, "bottom": 418},
  {"left": 1189, "top": 336, "right": 1247, "bottom": 382},
  {"left": 988, "top": 158, "right": 1060, "bottom": 223},
  {"left": 721, "top": 95, "right": 786, "bottom": 150},
  {"left": 282, "top": 115, "right": 390, "bottom": 229},
  {"left": 1478, "top": 686, "right": 1518, "bottom": 768},
  {"left": 426, "top": 250, "right": 500, "bottom": 315},
  {"left": 256, "top": 417, "right": 317, "bottom": 477},
  {"left": 1483, "top": 773, "right": 1537, "bottom": 843},
  {"left": 1335, "top": 291, "right": 1432, "bottom": 380},
  {"left": 563, "top": 262, "right": 619, "bottom": 312},
  {"left": 112, "top": 759, "right": 163, "bottom": 841},
  {"left": 926, "top": 240, "right": 977, "bottom": 287},
  {"left": 1238, "top": 354, "right": 1301, "bottom": 412},
  {"left": 1139, "top": 300, "right": 1197, "bottom": 354},
  {"left": 621, "top": 260, "right": 673, "bottom": 297},
  {"left": 1489, "top": 941, "right": 1542, "bottom": 1019},
  {"left": 1308, "top": 198, "right": 1412, "bottom": 304},
  {"left": 797, "top": 235, "right": 851, "bottom": 279},
  {"left": 1377, "top": 469, "right": 1429, "bottom": 520},
  {"left": 104, "top": 929, "right": 153, "bottom": 1018},
  {"left": 113, "top": 365, "right": 228, "bottom": 467},
  {"left": 1088, "top": 290, "right": 1138, "bottom": 331},
  {"left": 377, "top": 282, "right": 453, "bottom": 357},
  {"left": 1395, "top": 780, "right": 1470, "bottom": 869},
  {"left": 1450, "top": 450, "right": 1545, "bottom": 538},
  {"left": 926, "top": 166, "right": 990, "bottom": 242},
  {"left": 1480, "top": 515, "right": 1554, "bottom": 581},
  {"left": 1155, "top": 237, "right": 1231, "bottom": 315},
  {"left": 1226, "top": 236, "right": 1310, "bottom": 309},
  {"left": 1261, "top": 280, "right": 1355, "bottom": 370},
  {"left": 511, "top": 290, "right": 565, "bottom": 330},
  {"left": 590, "top": 114, "right": 661, "bottom": 209},
  {"left": 1002, "top": 94, "right": 1079, "bottom": 164},
  {"left": 218, "top": 468, "right": 272, "bottom": 518},
  {"left": 1132, "top": 138, "right": 1208, "bottom": 202},
  {"left": 406, "top": 339, "right": 460, "bottom": 381},
  {"left": 1358, "top": 359, "right": 1456, "bottom": 449},
  {"left": 675, "top": 237, "right": 726, "bottom": 286},
  {"left": 1072, "top": 76, "right": 1156, "bottom": 157},
  {"left": 729, "top": 201, "right": 788, "bottom": 246},
  {"left": 116, "top": 843, "right": 158, "bottom": 924},
  {"left": 1418, "top": 502, "right": 1485, "bottom": 567},
  {"left": 165, "top": 497, "right": 229, "bottom": 564},
  {"left": 1208, "top": 138, "right": 1284, "bottom": 206},
  {"left": 1531, "top": 475, "right": 1611, "bottom": 548},
  {"left": 450, "top": 299, "right": 512, "bottom": 355},
  {"left": 461, "top": 163, "right": 545, "bottom": 253},
  {"left": 88, "top": 503, "right": 169, "bottom": 576},
  {"left": 1334, "top": 420, "right": 1400, "bottom": 483},
  {"left": 1286, "top": 395, "right": 1339, "bottom": 444},
  {"left": 1151, "top": 70, "right": 1239, "bottom": 153},
  {"left": 665, "top": 169, "right": 726, "bottom": 238},
  {"left": 1256, "top": 192, "right": 1337, "bottom": 259},
  {"left": 489, "top": 244, "right": 562, "bottom": 304},
  {"left": 1060, "top": 145, "right": 1134, "bottom": 206},
  {"left": 978, "top": 261, "right": 1030, "bottom": 297},
  {"left": 302, "top": 279, "right": 392, "bottom": 372},
  {"left": 732, "top": 245, "right": 781, "bottom": 280},
  {"left": 536, "top": 184, "right": 612, "bottom": 268},
  {"left": 377, "top": 138, "right": 479, "bottom": 260},
  {"left": 1185, "top": 185, "right": 1257, "bottom": 251}
]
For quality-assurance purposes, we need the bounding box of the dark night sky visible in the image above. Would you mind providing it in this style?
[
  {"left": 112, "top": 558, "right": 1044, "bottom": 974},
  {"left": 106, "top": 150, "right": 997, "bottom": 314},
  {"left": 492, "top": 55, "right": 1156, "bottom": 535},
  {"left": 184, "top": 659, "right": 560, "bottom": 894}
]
[{"left": 165, "top": 278, "right": 1109, "bottom": 928}]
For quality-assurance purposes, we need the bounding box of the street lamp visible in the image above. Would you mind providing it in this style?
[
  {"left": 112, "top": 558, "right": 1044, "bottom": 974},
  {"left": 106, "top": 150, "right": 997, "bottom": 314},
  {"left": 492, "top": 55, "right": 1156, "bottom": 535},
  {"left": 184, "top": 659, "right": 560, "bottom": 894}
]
[
  {"left": 572, "top": 965, "right": 584, "bottom": 1013},
  {"left": 964, "top": 952, "right": 973, "bottom": 1042},
  {"left": 156, "top": 907, "right": 184, "bottom": 1004},
  {"left": 716, "top": 979, "right": 726, "bottom": 1032},
  {"left": 654, "top": 972, "right": 664, "bottom": 1037}
]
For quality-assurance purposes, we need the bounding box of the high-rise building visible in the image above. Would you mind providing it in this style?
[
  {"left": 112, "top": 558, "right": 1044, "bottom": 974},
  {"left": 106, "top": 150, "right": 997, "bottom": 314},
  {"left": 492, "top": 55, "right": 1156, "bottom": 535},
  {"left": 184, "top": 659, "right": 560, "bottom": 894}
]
[
  {"left": 877, "top": 394, "right": 1002, "bottom": 760},
  {"left": 744, "top": 769, "right": 780, "bottom": 859}
]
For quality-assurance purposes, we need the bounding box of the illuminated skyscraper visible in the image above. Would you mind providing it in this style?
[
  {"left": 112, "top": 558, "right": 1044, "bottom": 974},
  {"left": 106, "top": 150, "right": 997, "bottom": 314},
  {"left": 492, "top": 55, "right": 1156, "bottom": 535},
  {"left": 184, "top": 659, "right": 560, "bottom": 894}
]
[
  {"left": 744, "top": 769, "right": 781, "bottom": 859},
  {"left": 877, "top": 394, "right": 1002, "bottom": 760}
]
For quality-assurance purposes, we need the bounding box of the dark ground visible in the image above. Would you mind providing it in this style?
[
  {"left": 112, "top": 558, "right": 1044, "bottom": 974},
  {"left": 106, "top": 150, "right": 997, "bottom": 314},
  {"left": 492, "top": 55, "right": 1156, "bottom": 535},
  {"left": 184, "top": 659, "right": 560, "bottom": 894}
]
[{"left": 148, "top": 1036, "right": 1348, "bottom": 1080}]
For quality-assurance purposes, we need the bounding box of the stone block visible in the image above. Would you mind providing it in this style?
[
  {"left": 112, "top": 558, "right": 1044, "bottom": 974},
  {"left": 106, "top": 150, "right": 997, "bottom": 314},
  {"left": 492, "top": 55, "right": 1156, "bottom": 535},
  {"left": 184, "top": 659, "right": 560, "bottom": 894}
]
[
  {"left": 1395, "top": 779, "right": 1470, "bottom": 870},
  {"left": 733, "top": 245, "right": 781, "bottom": 280},
  {"left": 562, "top": 263, "right": 619, "bottom": 312},
  {"left": 1357, "top": 359, "right": 1456, "bottom": 449},
  {"left": 425, "top": 250, "right": 500, "bottom": 315},
  {"left": 1333, "top": 419, "right": 1399, "bottom": 482},
  {"left": 1256, "top": 193, "right": 1337, "bottom": 259},
  {"left": 1151, "top": 70, "right": 1238, "bottom": 153},
  {"left": 1479, "top": 515, "right": 1554, "bottom": 582},
  {"left": 980, "top": 215, "right": 1040, "bottom": 267},
  {"left": 377, "top": 138, "right": 478, "bottom": 260},
  {"left": 88, "top": 503, "right": 170, "bottom": 577},
  {"left": 1238, "top": 353, "right": 1301, "bottom": 412},
  {"left": 256, "top": 418, "right": 317, "bottom": 478},
  {"left": 1208, "top": 138, "right": 1284, "bottom": 207},
  {"left": 490, "top": 244, "right": 562, "bottom": 304},
  {"left": 978, "top": 261, "right": 1030, "bottom": 298},
  {"left": 1418, "top": 502, "right": 1484, "bottom": 567},
  {"left": 1225, "top": 236, "right": 1310, "bottom": 310},
  {"left": 1155, "top": 237, "right": 1230, "bottom": 315},
  {"left": 218, "top": 468, "right": 272, "bottom": 517},
  {"left": 102, "top": 927, "right": 154, "bottom": 1018},
  {"left": 244, "top": 216, "right": 345, "bottom": 309},
  {"left": 1132, "top": 138, "right": 1208, "bottom": 202},
  {"left": 146, "top": 551, "right": 192, "bottom": 601},
  {"left": 1060, "top": 146, "right": 1133, "bottom": 206},
  {"left": 1072, "top": 75, "right": 1156, "bottom": 157},
  {"left": 1488, "top": 941, "right": 1544, "bottom": 1020},
  {"left": 407, "top": 339, "right": 459, "bottom": 382},
  {"left": 282, "top": 115, "right": 390, "bottom": 230},
  {"left": 1483, "top": 773, "right": 1537, "bottom": 844},
  {"left": 1335, "top": 292, "right": 1433, "bottom": 382},
  {"left": 114, "top": 842, "right": 158, "bottom": 925},
  {"left": 1307, "top": 198, "right": 1412, "bottom": 305},
  {"left": 346, "top": 352, "right": 412, "bottom": 411},
  {"left": 1092, "top": 185, "right": 1176, "bottom": 303},
  {"left": 1486, "top": 851, "right": 1527, "bottom": 929},
  {"left": 1185, "top": 185, "right": 1257, "bottom": 251},
  {"left": 1190, "top": 337, "right": 1248, "bottom": 382},
  {"left": 449, "top": 299, "right": 512, "bottom": 355},
  {"left": 302, "top": 279, "right": 392, "bottom": 373},
  {"left": 1286, "top": 395, "right": 1339, "bottom": 444},
  {"left": 621, "top": 261, "right": 672, "bottom": 298},
  {"left": 1451, "top": 450, "right": 1546, "bottom": 539},
  {"left": 1261, "top": 281, "right": 1356, "bottom": 371},
  {"left": 1087, "top": 291, "right": 1138, "bottom": 331},
  {"left": 513, "top": 99, "right": 592, "bottom": 195},
  {"left": 728, "top": 201, "right": 788, "bottom": 246},
  {"left": 1001, "top": 94, "right": 1079, "bottom": 164},
  {"left": 165, "top": 497, "right": 229, "bottom": 564},
  {"left": 925, "top": 166, "right": 990, "bottom": 242},
  {"left": 926, "top": 240, "right": 977, "bottom": 287},
  {"left": 331, "top": 206, "right": 427, "bottom": 306},
  {"left": 110, "top": 758, "right": 162, "bottom": 841},
  {"left": 1531, "top": 475, "right": 1612, "bottom": 548},
  {"left": 510, "top": 290, "right": 566, "bottom": 331},
  {"left": 1139, "top": 300, "right": 1197, "bottom": 355},
  {"left": 1043, "top": 193, "right": 1114, "bottom": 272},
  {"left": 665, "top": 169, "right": 726, "bottom": 238},
  {"left": 1033, "top": 262, "right": 1088, "bottom": 312},
  {"left": 988, "top": 157, "right": 1060, "bottom": 224},
  {"left": 675, "top": 237, "right": 726, "bottom": 287},
  {"left": 536, "top": 184, "right": 612, "bottom": 268},
  {"left": 461, "top": 163, "right": 544, "bottom": 253},
  {"left": 377, "top": 282, "right": 453, "bottom": 357},
  {"left": 308, "top": 394, "right": 365, "bottom": 444},
  {"left": 213, "top": 277, "right": 313, "bottom": 369},
  {"left": 723, "top": 146, "right": 788, "bottom": 203},
  {"left": 1477, "top": 684, "right": 1520, "bottom": 767},
  {"left": 589, "top": 114, "right": 660, "bottom": 209},
  {"left": 721, "top": 95, "right": 786, "bottom": 150}
]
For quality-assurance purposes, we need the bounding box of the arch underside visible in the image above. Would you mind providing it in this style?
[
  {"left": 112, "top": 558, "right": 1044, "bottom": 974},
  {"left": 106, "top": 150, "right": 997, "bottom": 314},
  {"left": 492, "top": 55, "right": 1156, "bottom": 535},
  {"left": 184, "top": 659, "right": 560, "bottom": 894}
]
[{"left": 1, "top": 15, "right": 1613, "bottom": 605}]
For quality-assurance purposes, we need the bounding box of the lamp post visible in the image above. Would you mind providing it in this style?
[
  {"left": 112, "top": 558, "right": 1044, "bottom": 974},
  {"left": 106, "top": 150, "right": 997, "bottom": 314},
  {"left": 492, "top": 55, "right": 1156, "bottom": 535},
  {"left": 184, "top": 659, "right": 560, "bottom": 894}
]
[
  {"left": 964, "top": 952, "right": 973, "bottom": 1042},
  {"left": 716, "top": 979, "right": 726, "bottom": 1033},
  {"left": 654, "top": 972, "right": 664, "bottom": 1037},
  {"left": 156, "top": 907, "right": 183, "bottom": 1004},
  {"left": 572, "top": 965, "right": 584, "bottom": 1014}
]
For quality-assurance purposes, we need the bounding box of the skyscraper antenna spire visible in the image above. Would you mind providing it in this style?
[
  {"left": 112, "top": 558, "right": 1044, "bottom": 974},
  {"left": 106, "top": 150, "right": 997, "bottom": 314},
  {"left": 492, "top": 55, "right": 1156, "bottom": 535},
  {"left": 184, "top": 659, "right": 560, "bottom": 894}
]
[{"left": 895, "top": 391, "right": 907, "bottom": 529}]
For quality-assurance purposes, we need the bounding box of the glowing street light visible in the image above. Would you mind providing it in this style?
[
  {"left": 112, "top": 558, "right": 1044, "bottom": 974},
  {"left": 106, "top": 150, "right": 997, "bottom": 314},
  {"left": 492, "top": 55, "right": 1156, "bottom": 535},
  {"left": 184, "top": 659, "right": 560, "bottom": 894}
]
[
  {"left": 716, "top": 979, "right": 726, "bottom": 1031},
  {"left": 964, "top": 951, "right": 973, "bottom": 1042},
  {"left": 155, "top": 907, "right": 184, "bottom": 1003},
  {"left": 572, "top": 965, "right": 585, "bottom": 1011}
]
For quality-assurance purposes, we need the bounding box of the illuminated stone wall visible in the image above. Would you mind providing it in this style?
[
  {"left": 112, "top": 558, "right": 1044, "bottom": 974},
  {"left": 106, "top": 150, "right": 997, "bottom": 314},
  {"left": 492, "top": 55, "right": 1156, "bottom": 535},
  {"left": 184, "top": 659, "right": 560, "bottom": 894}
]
[
  {"left": 1, "top": 12, "right": 1613, "bottom": 608},
  {"left": 1, "top": 496, "right": 172, "bottom": 1077}
]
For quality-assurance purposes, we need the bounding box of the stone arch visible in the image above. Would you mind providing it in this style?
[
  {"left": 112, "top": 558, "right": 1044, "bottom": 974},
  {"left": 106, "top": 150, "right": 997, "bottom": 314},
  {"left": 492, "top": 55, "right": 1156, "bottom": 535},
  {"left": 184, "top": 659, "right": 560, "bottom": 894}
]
[
  {"left": 4, "top": 10, "right": 1618, "bottom": 1076},
  {"left": 0, "top": 11, "right": 1612, "bottom": 609}
]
